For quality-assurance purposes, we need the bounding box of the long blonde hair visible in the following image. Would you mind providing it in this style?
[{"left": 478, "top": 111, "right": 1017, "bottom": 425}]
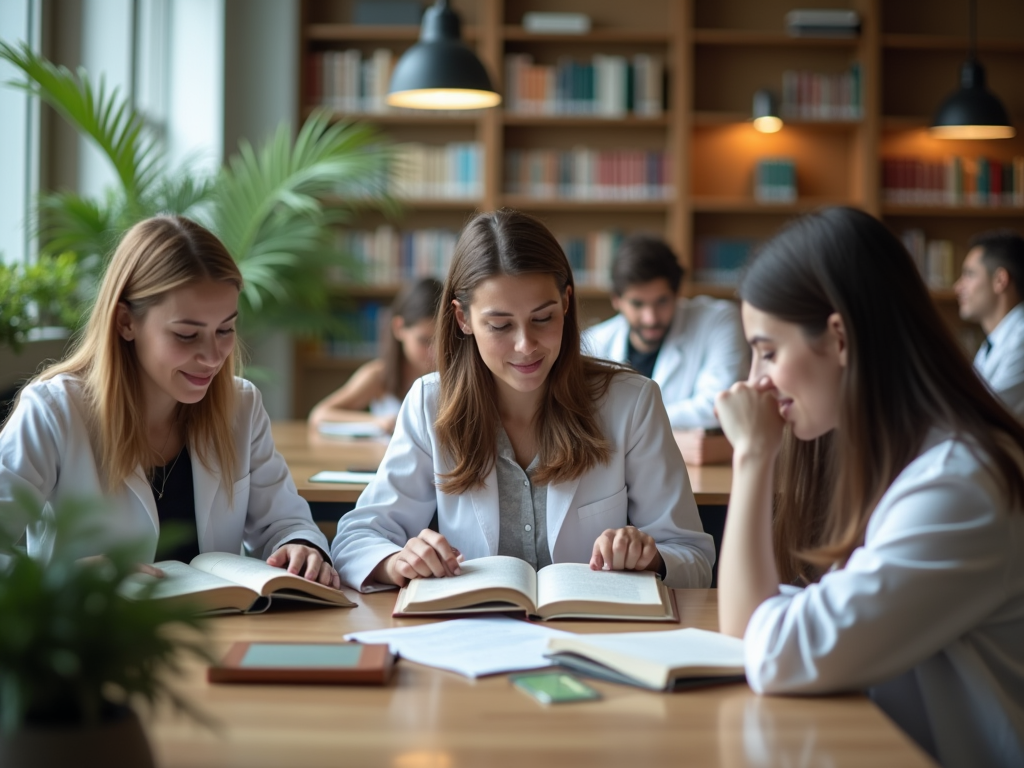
[
  {"left": 33, "top": 216, "right": 243, "bottom": 489},
  {"left": 435, "top": 209, "right": 618, "bottom": 494}
]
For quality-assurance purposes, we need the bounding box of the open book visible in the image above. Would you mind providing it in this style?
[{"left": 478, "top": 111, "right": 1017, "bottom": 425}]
[
  {"left": 393, "top": 555, "right": 676, "bottom": 622},
  {"left": 545, "top": 628, "right": 746, "bottom": 690},
  {"left": 124, "top": 552, "right": 356, "bottom": 615}
]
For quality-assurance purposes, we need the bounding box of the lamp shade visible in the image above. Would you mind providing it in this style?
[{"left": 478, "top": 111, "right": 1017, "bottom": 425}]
[
  {"left": 387, "top": 1, "right": 501, "bottom": 110},
  {"left": 752, "top": 89, "right": 783, "bottom": 133},
  {"left": 930, "top": 60, "right": 1015, "bottom": 139}
]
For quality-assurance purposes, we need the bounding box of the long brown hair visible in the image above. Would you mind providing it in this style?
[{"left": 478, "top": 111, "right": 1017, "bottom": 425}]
[
  {"left": 739, "top": 207, "right": 1024, "bottom": 583},
  {"left": 383, "top": 277, "right": 443, "bottom": 398},
  {"left": 33, "top": 216, "right": 243, "bottom": 490},
  {"left": 435, "top": 209, "right": 618, "bottom": 493}
]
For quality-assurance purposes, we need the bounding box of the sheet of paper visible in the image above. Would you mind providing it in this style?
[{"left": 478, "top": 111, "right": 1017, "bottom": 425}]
[
  {"left": 344, "top": 617, "right": 575, "bottom": 678},
  {"left": 318, "top": 422, "right": 388, "bottom": 439},
  {"left": 309, "top": 470, "right": 378, "bottom": 484}
]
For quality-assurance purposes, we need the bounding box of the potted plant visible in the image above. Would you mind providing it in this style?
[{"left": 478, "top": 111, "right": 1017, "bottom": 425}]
[
  {"left": 0, "top": 492, "right": 211, "bottom": 767},
  {"left": 0, "top": 40, "right": 393, "bottom": 341}
]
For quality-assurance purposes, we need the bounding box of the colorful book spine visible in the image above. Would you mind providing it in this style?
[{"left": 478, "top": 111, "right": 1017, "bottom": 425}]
[
  {"left": 324, "top": 302, "right": 389, "bottom": 358},
  {"left": 391, "top": 143, "right": 483, "bottom": 200},
  {"left": 504, "top": 53, "right": 664, "bottom": 117},
  {"left": 883, "top": 156, "right": 1024, "bottom": 207},
  {"left": 555, "top": 231, "right": 624, "bottom": 288},
  {"left": 754, "top": 158, "right": 797, "bottom": 203},
  {"left": 505, "top": 148, "right": 671, "bottom": 200},
  {"left": 781, "top": 63, "right": 862, "bottom": 120},
  {"left": 694, "top": 237, "right": 758, "bottom": 285}
]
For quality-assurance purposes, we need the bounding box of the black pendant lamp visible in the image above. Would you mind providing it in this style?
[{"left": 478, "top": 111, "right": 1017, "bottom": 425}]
[
  {"left": 386, "top": 0, "right": 501, "bottom": 110},
  {"left": 930, "top": 0, "right": 1015, "bottom": 139}
]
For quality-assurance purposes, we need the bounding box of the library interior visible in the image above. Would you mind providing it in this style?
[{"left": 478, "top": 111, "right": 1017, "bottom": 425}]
[{"left": 1, "top": 1, "right": 1023, "bottom": 766}]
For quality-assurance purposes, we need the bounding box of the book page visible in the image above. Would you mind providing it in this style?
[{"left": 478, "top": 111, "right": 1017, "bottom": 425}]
[
  {"left": 404, "top": 555, "right": 538, "bottom": 609},
  {"left": 189, "top": 552, "right": 354, "bottom": 605},
  {"left": 121, "top": 561, "right": 258, "bottom": 613},
  {"left": 536, "top": 563, "right": 664, "bottom": 610}
]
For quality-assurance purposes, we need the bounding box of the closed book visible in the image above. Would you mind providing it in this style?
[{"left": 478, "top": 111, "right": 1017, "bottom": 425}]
[{"left": 209, "top": 642, "right": 394, "bottom": 685}]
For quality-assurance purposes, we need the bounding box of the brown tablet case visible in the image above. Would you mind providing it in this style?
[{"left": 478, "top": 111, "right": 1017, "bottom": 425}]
[{"left": 208, "top": 642, "right": 394, "bottom": 685}]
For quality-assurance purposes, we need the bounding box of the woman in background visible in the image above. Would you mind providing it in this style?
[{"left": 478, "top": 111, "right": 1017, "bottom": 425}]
[
  {"left": 333, "top": 209, "right": 714, "bottom": 592},
  {"left": 309, "top": 277, "right": 442, "bottom": 434},
  {"left": 0, "top": 216, "right": 338, "bottom": 586},
  {"left": 714, "top": 207, "right": 1024, "bottom": 768}
]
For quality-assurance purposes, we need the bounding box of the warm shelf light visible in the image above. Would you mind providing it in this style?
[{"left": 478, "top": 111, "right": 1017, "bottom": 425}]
[
  {"left": 929, "top": 1, "right": 1014, "bottom": 139},
  {"left": 386, "top": 0, "right": 501, "bottom": 111},
  {"left": 752, "top": 89, "right": 783, "bottom": 133}
]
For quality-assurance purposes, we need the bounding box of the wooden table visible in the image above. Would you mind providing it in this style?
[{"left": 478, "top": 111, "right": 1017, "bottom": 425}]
[
  {"left": 147, "top": 590, "right": 935, "bottom": 767},
  {"left": 273, "top": 421, "right": 733, "bottom": 506}
]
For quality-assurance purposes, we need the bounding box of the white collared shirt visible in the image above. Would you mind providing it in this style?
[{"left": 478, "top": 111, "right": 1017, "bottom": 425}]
[
  {"left": 743, "top": 431, "right": 1024, "bottom": 768},
  {"left": 975, "top": 302, "right": 1024, "bottom": 418},
  {"left": 582, "top": 296, "right": 749, "bottom": 429}
]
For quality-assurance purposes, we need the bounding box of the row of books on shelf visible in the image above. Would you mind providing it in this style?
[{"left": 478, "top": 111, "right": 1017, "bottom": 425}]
[
  {"left": 900, "top": 230, "right": 957, "bottom": 289},
  {"left": 504, "top": 148, "right": 672, "bottom": 200},
  {"left": 391, "top": 142, "right": 483, "bottom": 200},
  {"left": 780, "top": 65, "right": 862, "bottom": 120},
  {"left": 307, "top": 49, "right": 400, "bottom": 114},
  {"left": 329, "top": 227, "right": 458, "bottom": 286},
  {"left": 504, "top": 53, "right": 664, "bottom": 118},
  {"left": 324, "top": 227, "right": 629, "bottom": 290},
  {"left": 882, "top": 156, "right": 1024, "bottom": 208}
]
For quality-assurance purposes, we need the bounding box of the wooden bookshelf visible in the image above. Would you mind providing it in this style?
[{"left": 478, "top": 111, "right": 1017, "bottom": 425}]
[{"left": 292, "top": 0, "right": 1024, "bottom": 417}]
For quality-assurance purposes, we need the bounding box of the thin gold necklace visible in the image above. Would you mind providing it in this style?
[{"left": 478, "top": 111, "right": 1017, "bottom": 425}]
[{"left": 151, "top": 445, "right": 184, "bottom": 501}]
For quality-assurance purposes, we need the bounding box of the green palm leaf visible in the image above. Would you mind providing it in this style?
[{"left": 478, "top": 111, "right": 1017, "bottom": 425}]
[{"left": 0, "top": 40, "right": 161, "bottom": 206}]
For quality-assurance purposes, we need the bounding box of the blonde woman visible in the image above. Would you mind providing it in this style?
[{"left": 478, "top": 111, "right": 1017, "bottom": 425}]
[
  {"left": 333, "top": 210, "right": 714, "bottom": 591},
  {"left": 0, "top": 216, "right": 339, "bottom": 586}
]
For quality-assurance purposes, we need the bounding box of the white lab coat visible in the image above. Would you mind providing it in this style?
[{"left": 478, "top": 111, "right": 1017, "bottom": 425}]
[
  {"left": 332, "top": 371, "right": 715, "bottom": 591},
  {"left": 0, "top": 374, "right": 329, "bottom": 563},
  {"left": 582, "top": 296, "right": 749, "bottom": 429},
  {"left": 744, "top": 431, "right": 1024, "bottom": 768},
  {"left": 975, "top": 302, "right": 1024, "bottom": 419}
]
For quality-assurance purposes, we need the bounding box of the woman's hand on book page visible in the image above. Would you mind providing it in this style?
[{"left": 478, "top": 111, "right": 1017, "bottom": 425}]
[
  {"left": 590, "top": 526, "right": 663, "bottom": 574},
  {"left": 78, "top": 555, "right": 165, "bottom": 578},
  {"left": 267, "top": 544, "right": 341, "bottom": 588},
  {"left": 376, "top": 530, "right": 465, "bottom": 587}
]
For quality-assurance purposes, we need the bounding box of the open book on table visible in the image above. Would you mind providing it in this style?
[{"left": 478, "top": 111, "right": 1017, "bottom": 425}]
[
  {"left": 393, "top": 555, "right": 676, "bottom": 622},
  {"left": 545, "top": 627, "right": 746, "bottom": 690},
  {"left": 123, "top": 552, "right": 356, "bottom": 615}
]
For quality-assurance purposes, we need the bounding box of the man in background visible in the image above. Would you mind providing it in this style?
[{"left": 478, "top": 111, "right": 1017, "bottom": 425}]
[
  {"left": 955, "top": 229, "right": 1024, "bottom": 418},
  {"left": 583, "top": 235, "right": 748, "bottom": 429}
]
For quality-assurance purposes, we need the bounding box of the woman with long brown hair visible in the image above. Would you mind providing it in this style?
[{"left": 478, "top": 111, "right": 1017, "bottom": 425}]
[
  {"left": 715, "top": 207, "right": 1024, "bottom": 767},
  {"left": 333, "top": 210, "right": 714, "bottom": 590},
  {"left": 0, "top": 216, "right": 338, "bottom": 586}
]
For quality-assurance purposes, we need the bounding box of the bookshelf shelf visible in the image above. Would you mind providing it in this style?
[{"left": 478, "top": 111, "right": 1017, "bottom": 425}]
[
  {"left": 882, "top": 34, "right": 1024, "bottom": 53},
  {"left": 310, "top": 109, "right": 483, "bottom": 126},
  {"left": 691, "top": 197, "right": 853, "bottom": 214},
  {"left": 306, "top": 24, "right": 478, "bottom": 42},
  {"left": 501, "top": 196, "right": 671, "bottom": 212},
  {"left": 692, "top": 29, "right": 859, "bottom": 47},
  {"left": 502, "top": 27, "right": 671, "bottom": 44},
  {"left": 883, "top": 205, "right": 1024, "bottom": 218},
  {"left": 693, "top": 112, "right": 861, "bottom": 130},
  {"left": 502, "top": 114, "right": 670, "bottom": 128}
]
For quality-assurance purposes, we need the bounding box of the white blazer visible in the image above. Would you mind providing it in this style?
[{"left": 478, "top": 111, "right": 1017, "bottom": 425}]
[
  {"left": 582, "top": 296, "right": 749, "bottom": 429},
  {"left": 332, "top": 371, "right": 715, "bottom": 591},
  {"left": 743, "top": 431, "right": 1024, "bottom": 768},
  {"left": 975, "top": 302, "right": 1024, "bottom": 419},
  {"left": 0, "top": 374, "right": 329, "bottom": 563}
]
